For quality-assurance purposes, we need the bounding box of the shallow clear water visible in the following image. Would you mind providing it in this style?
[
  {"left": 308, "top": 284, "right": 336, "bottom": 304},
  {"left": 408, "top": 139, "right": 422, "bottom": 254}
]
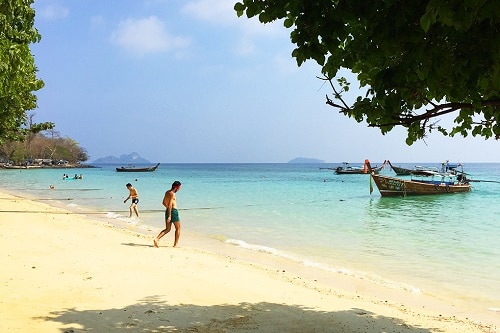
[{"left": 1, "top": 162, "right": 499, "bottom": 311}]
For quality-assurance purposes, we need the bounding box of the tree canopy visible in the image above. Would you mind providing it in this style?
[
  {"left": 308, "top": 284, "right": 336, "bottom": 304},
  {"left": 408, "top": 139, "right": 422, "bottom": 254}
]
[
  {"left": 0, "top": 129, "right": 89, "bottom": 165},
  {"left": 235, "top": 0, "right": 499, "bottom": 144},
  {"left": 0, "top": 0, "right": 53, "bottom": 143}
]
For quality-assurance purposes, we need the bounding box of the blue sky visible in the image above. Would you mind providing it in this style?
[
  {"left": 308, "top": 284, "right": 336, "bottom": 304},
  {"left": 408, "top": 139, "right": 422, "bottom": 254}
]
[{"left": 31, "top": 0, "right": 498, "bottom": 163}]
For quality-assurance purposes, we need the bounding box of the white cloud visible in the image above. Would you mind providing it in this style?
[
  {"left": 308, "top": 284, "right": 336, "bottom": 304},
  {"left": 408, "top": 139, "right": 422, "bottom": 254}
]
[
  {"left": 182, "top": 0, "right": 287, "bottom": 60},
  {"left": 111, "top": 16, "right": 190, "bottom": 56},
  {"left": 182, "top": 0, "right": 283, "bottom": 36},
  {"left": 38, "top": 4, "right": 69, "bottom": 20},
  {"left": 182, "top": 0, "right": 236, "bottom": 25}
]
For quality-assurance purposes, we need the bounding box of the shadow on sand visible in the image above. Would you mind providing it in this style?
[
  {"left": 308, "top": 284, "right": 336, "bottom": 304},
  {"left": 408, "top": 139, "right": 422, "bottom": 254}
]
[
  {"left": 121, "top": 242, "right": 156, "bottom": 248},
  {"left": 37, "top": 295, "right": 440, "bottom": 333}
]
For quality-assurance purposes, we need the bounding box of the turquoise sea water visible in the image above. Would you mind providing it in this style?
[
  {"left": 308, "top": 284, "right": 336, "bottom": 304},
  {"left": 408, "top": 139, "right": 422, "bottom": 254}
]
[{"left": 1, "top": 162, "right": 499, "bottom": 312}]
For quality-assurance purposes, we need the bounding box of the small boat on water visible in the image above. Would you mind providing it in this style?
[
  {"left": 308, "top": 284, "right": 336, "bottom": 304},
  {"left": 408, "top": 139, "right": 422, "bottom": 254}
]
[
  {"left": 387, "top": 160, "right": 458, "bottom": 176},
  {"left": 366, "top": 160, "right": 471, "bottom": 197},
  {"left": 1, "top": 164, "right": 41, "bottom": 169},
  {"left": 386, "top": 160, "right": 452, "bottom": 176},
  {"left": 386, "top": 160, "right": 414, "bottom": 175},
  {"left": 116, "top": 163, "right": 160, "bottom": 172},
  {"left": 335, "top": 160, "right": 384, "bottom": 174}
]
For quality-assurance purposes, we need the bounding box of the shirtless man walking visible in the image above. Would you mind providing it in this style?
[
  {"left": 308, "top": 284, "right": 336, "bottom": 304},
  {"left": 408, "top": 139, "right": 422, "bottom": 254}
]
[
  {"left": 124, "top": 183, "right": 139, "bottom": 218},
  {"left": 154, "top": 181, "right": 182, "bottom": 248}
]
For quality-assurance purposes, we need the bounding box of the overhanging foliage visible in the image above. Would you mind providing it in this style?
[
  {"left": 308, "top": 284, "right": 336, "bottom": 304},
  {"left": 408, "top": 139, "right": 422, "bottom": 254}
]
[
  {"left": 235, "top": 0, "right": 499, "bottom": 144},
  {"left": 0, "top": 0, "right": 53, "bottom": 143}
]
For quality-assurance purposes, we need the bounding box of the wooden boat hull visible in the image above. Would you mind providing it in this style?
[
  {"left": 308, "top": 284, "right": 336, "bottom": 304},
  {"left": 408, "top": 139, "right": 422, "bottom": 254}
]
[
  {"left": 386, "top": 160, "right": 413, "bottom": 175},
  {"left": 371, "top": 173, "right": 470, "bottom": 197},
  {"left": 116, "top": 163, "right": 160, "bottom": 172},
  {"left": 366, "top": 159, "right": 471, "bottom": 196}
]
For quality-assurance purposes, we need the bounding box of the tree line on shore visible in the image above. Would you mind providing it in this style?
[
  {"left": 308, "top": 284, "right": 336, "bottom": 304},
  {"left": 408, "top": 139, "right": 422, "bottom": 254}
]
[{"left": 0, "top": 128, "right": 88, "bottom": 166}]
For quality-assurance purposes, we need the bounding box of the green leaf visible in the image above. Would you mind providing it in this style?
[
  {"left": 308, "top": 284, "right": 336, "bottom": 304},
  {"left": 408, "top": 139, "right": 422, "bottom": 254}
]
[
  {"left": 234, "top": 2, "right": 245, "bottom": 17},
  {"left": 420, "top": 10, "right": 434, "bottom": 32}
]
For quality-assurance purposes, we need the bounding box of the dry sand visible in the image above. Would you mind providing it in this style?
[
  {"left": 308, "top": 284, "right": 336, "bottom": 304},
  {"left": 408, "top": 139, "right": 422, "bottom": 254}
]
[{"left": 0, "top": 192, "right": 498, "bottom": 332}]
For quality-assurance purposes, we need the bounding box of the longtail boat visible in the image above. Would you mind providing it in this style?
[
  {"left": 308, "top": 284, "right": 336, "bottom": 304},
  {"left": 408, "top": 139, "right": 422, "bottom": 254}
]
[
  {"left": 366, "top": 160, "right": 471, "bottom": 197},
  {"left": 335, "top": 160, "right": 385, "bottom": 174},
  {"left": 386, "top": 160, "right": 413, "bottom": 175},
  {"left": 116, "top": 163, "right": 160, "bottom": 172}
]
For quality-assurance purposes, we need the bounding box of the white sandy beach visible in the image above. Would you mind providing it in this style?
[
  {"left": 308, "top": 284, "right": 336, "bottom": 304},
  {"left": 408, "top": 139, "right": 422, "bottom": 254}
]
[{"left": 0, "top": 191, "right": 498, "bottom": 333}]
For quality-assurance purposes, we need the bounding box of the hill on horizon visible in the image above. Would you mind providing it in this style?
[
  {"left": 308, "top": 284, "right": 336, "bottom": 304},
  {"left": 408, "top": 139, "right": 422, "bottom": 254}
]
[{"left": 93, "top": 152, "right": 151, "bottom": 164}]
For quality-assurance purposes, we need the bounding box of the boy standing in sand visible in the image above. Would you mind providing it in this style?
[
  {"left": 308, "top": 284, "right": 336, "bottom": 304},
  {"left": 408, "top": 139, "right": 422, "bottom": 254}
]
[
  {"left": 154, "top": 181, "right": 181, "bottom": 248},
  {"left": 124, "top": 183, "right": 139, "bottom": 218}
]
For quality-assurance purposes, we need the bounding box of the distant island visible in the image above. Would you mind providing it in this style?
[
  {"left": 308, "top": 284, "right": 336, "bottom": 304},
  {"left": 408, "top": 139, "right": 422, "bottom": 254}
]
[
  {"left": 288, "top": 157, "right": 325, "bottom": 164},
  {"left": 93, "top": 152, "right": 151, "bottom": 164}
]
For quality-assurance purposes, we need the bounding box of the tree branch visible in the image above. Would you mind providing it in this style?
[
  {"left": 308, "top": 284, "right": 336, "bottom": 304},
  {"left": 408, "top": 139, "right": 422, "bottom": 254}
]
[{"left": 383, "top": 100, "right": 500, "bottom": 127}]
